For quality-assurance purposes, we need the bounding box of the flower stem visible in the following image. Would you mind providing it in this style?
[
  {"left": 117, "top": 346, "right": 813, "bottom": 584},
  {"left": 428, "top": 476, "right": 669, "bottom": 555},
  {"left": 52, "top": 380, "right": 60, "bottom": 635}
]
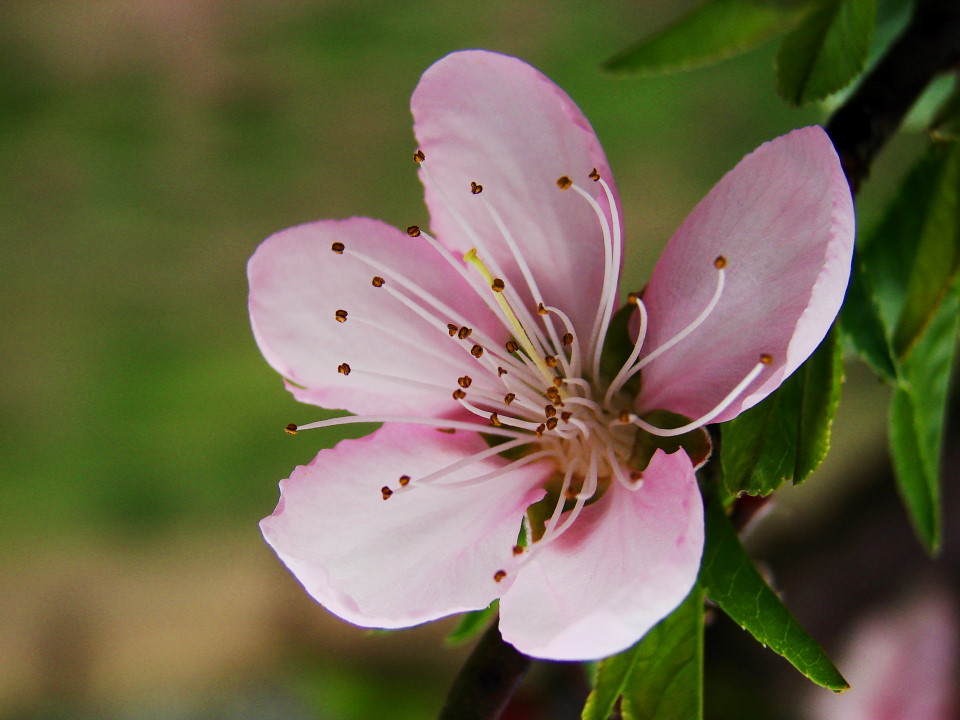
[{"left": 436, "top": 619, "right": 532, "bottom": 720}]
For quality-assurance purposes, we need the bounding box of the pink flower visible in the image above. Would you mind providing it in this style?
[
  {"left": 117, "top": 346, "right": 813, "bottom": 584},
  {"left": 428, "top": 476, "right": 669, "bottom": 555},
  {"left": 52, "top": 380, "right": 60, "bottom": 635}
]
[{"left": 248, "top": 50, "right": 854, "bottom": 661}]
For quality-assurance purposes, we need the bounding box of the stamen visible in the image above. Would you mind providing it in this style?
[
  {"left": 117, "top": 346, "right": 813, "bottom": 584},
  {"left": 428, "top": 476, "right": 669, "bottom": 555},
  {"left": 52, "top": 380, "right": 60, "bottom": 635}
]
[
  {"left": 493, "top": 570, "right": 506, "bottom": 582},
  {"left": 371, "top": 276, "right": 385, "bottom": 287},
  {"left": 331, "top": 242, "right": 345, "bottom": 254},
  {"left": 334, "top": 309, "right": 348, "bottom": 323},
  {"left": 399, "top": 475, "right": 411, "bottom": 486},
  {"left": 407, "top": 225, "right": 421, "bottom": 237},
  {"left": 470, "top": 181, "right": 483, "bottom": 194},
  {"left": 589, "top": 175, "right": 623, "bottom": 383},
  {"left": 458, "top": 326, "right": 473, "bottom": 339},
  {"left": 603, "top": 296, "right": 648, "bottom": 407},
  {"left": 413, "top": 149, "right": 425, "bottom": 163},
  {"left": 294, "top": 414, "right": 527, "bottom": 439},
  {"left": 381, "top": 486, "right": 393, "bottom": 500},
  {"left": 337, "top": 362, "right": 351, "bottom": 375},
  {"left": 284, "top": 423, "right": 298, "bottom": 435}
]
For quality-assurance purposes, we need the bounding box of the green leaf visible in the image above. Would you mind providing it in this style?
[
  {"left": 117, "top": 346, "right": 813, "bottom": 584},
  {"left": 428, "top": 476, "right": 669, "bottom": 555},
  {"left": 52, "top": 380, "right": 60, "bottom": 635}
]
[
  {"left": 721, "top": 326, "right": 843, "bottom": 496},
  {"left": 777, "top": 0, "right": 876, "bottom": 105},
  {"left": 445, "top": 601, "right": 498, "bottom": 645},
  {"left": 839, "top": 252, "right": 898, "bottom": 382},
  {"left": 700, "top": 494, "right": 848, "bottom": 691},
  {"left": 889, "top": 281, "right": 959, "bottom": 553},
  {"left": 605, "top": 0, "right": 808, "bottom": 76},
  {"left": 582, "top": 586, "right": 703, "bottom": 720}
]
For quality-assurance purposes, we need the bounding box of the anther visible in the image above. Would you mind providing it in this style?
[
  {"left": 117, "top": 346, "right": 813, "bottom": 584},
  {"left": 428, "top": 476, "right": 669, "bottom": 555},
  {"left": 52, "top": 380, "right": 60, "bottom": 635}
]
[
  {"left": 470, "top": 344, "right": 484, "bottom": 358},
  {"left": 627, "top": 292, "right": 640, "bottom": 305},
  {"left": 490, "top": 413, "right": 502, "bottom": 427},
  {"left": 458, "top": 326, "right": 473, "bottom": 340},
  {"left": 447, "top": 323, "right": 458, "bottom": 337},
  {"left": 470, "top": 181, "right": 483, "bottom": 195},
  {"left": 337, "top": 362, "right": 351, "bottom": 376},
  {"left": 546, "top": 417, "right": 558, "bottom": 430},
  {"left": 619, "top": 409, "right": 630, "bottom": 423},
  {"left": 452, "top": 388, "right": 467, "bottom": 400},
  {"left": 545, "top": 405, "right": 557, "bottom": 418},
  {"left": 589, "top": 168, "right": 601, "bottom": 182},
  {"left": 381, "top": 486, "right": 393, "bottom": 500},
  {"left": 714, "top": 255, "right": 727, "bottom": 269},
  {"left": 562, "top": 332, "right": 574, "bottom": 346},
  {"left": 760, "top": 353, "right": 773, "bottom": 364},
  {"left": 535, "top": 423, "right": 546, "bottom": 437},
  {"left": 497, "top": 367, "right": 507, "bottom": 377},
  {"left": 413, "top": 149, "right": 425, "bottom": 163},
  {"left": 560, "top": 411, "right": 572, "bottom": 423},
  {"left": 504, "top": 393, "right": 516, "bottom": 405},
  {"left": 436, "top": 428, "right": 456, "bottom": 434},
  {"left": 458, "top": 376, "right": 473, "bottom": 388},
  {"left": 284, "top": 423, "right": 298, "bottom": 435},
  {"left": 399, "top": 475, "right": 411, "bottom": 487},
  {"left": 493, "top": 570, "right": 507, "bottom": 582},
  {"left": 556, "top": 176, "right": 572, "bottom": 190},
  {"left": 331, "top": 241, "right": 345, "bottom": 254},
  {"left": 552, "top": 377, "right": 563, "bottom": 388},
  {"left": 505, "top": 340, "right": 519, "bottom": 353},
  {"left": 537, "top": 303, "right": 549, "bottom": 316},
  {"left": 406, "top": 225, "right": 421, "bottom": 237},
  {"left": 512, "top": 545, "right": 524, "bottom": 556},
  {"left": 491, "top": 278, "right": 505, "bottom": 292},
  {"left": 371, "top": 276, "right": 385, "bottom": 287},
  {"left": 544, "top": 355, "right": 558, "bottom": 368},
  {"left": 631, "top": 470, "right": 644, "bottom": 481},
  {"left": 334, "top": 309, "right": 348, "bottom": 323}
]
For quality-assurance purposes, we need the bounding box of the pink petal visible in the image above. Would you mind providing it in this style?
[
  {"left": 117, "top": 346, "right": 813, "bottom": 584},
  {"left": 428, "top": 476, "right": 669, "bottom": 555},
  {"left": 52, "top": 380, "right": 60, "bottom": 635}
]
[
  {"left": 248, "top": 217, "right": 506, "bottom": 417},
  {"left": 411, "top": 50, "right": 621, "bottom": 345},
  {"left": 498, "top": 449, "right": 703, "bottom": 660},
  {"left": 637, "top": 127, "right": 854, "bottom": 422},
  {"left": 260, "top": 424, "right": 549, "bottom": 628}
]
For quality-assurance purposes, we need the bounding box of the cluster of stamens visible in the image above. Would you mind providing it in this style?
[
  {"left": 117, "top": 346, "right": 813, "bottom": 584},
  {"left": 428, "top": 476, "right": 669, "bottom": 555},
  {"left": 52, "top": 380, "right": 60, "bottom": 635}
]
[{"left": 285, "top": 150, "right": 773, "bottom": 585}]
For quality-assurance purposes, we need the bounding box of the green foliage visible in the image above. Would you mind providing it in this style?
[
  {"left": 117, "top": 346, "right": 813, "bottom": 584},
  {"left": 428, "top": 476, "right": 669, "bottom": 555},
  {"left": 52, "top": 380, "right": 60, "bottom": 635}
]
[
  {"left": 446, "top": 602, "right": 499, "bottom": 645},
  {"left": 776, "top": 0, "right": 876, "bottom": 105},
  {"left": 721, "top": 326, "right": 843, "bottom": 496},
  {"left": 605, "top": 0, "right": 808, "bottom": 76},
  {"left": 699, "top": 494, "right": 849, "bottom": 691},
  {"left": 582, "top": 586, "right": 704, "bottom": 720},
  {"left": 840, "top": 254, "right": 899, "bottom": 381}
]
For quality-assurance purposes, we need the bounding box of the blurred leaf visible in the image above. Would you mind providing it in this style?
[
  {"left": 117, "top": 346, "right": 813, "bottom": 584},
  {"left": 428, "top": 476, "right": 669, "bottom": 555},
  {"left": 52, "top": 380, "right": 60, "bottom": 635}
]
[
  {"left": 700, "top": 494, "right": 848, "bottom": 691},
  {"left": 777, "top": 0, "right": 876, "bottom": 105},
  {"left": 839, "top": 252, "right": 898, "bottom": 382},
  {"left": 889, "top": 282, "right": 959, "bottom": 554},
  {"left": 721, "top": 326, "right": 843, "bottom": 496},
  {"left": 930, "top": 77, "right": 960, "bottom": 141},
  {"left": 446, "top": 601, "right": 498, "bottom": 645},
  {"left": 582, "top": 586, "right": 703, "bottom": 720},
  {"left": 605, "top": 0, "right": 808, "bottom": 76},
  {"left": 630, "top": 410, "right": 713, "bottom": 471}
]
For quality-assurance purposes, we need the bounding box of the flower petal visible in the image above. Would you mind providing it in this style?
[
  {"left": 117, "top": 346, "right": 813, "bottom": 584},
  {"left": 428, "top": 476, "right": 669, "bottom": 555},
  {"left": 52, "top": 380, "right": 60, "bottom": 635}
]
[
  {"left": 637, "top": 127, "right": 854, "bottom": 422},
  {"left": 260, "top": 424, "right": 549, "bottom": 629},
  {"left": 248, "top": 217, "right": 507, "bottom": 417},
  {"left": 498, "top": 449, "right": 703, "bottom": 660},
  {"left": 411, "top": 50, "right": 621, "bottom": 345}
]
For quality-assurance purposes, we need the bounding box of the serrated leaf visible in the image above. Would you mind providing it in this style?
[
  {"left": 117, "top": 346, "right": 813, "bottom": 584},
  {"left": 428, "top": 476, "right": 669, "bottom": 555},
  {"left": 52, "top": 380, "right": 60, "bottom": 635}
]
[
  {"left": 605, "top": 0, "right": 808, "bottom": 76},
  {"left": 839, "top": 251, "right": 898, "bottom": 382},
  {"left": 445, "top": 602, "right": 498, "bottom": 645},
  {"left": 700, "top": 494, "right": 848, "bottom": 691},
  {"left": 889, "top": 282, "right": 959, "bottom": 554},
  {"left": 582, "top": 586, "right": 703, "bottom": 720},
  {"left": 721, "top": 326, "right": 843, "bottom": 496},
  {"left": 777, "top": 0, "right": 876, "bottom": 105}
]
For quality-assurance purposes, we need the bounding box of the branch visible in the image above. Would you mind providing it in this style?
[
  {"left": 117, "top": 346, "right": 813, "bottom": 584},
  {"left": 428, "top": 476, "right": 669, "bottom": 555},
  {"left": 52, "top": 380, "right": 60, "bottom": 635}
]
[
  {"left": 437, "top": 619, "right": 532, "bottom": 720},
  {"left": 826, "top": 0, "right": 960, "bottom": 193}
]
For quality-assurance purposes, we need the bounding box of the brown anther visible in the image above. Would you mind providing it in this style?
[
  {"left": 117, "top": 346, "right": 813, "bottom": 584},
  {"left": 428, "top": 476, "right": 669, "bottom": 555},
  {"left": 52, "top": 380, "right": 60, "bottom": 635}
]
[
  {"left": 619, "top": 409, "right": 631, "bottom": 423},
  {"left": 535, "top": 423, "right": 546, "bottom": 437},
  {"left": 512, "top": 545, "right": 524, "bottom": 556},
  {"left": 497, "top": 367, "right": 507, "bottom": 377},
  {"left": 458, "top": 326, "right": 473, "bottom": 339},
  {"left": 493, "top": 570, "right": 507, "bottom": 582},
  {"left": 537, "top": 303, "right": 549, "bottom": 315},
  {"left": 447, "top": 323, "right": 458, "bottom": 337},
  {"left": 470, "top": 181, "right": 483, "bottom": 194},
  {"left": 564, "top": 488, "right": 578, "bottom": 500},
  {"left": 413, "top": 148, "right": 425, "bottom": 163},
  {"left": 562, "top": 332, "right": 574, "bottom": 346},
  {"left": 504, "top": 392, "right": 516, "bottom": 405},
  {"left": 505, "top": 340, "right": 519, "bottom": 353},
  {"left": 399, "top": 475, "right": 411, "bottom": 487},
  {"left": 546, "top": 417, "right": 559, "bottom": 430},
  {"left": 544, "top": 355, "right": 558, "bottom": 368},
  {"left": 284, "top": 423, "right": 299, "bottom": 435},
  {"left": 627, "top": 292, "right": 640, "bottom": 305},
  {"left": 335, "top": 309, "right": 348, "bottom": 323},
  {"left": 406, "top": 225, "right": 421, "bottom": 237},
  {"left": 331, "top": 241, "right": 345, "bottom": 254},
  {"left": 560, "top": 411, "right": 573, "bottom": 423},
  {"left": 371, "top": 276, "right": 385, "bottom": 287},
  {"left": 545, "top": 405, "right": 557, "bottom": 418},
  {"left": 470, "top": 344, "right": 484, "bottom": 358},
  {"left": 714, "top": 255, "right": 727, "bottom": 269},
  {"left": 452, "top": 388, "right": 467, "bottom": 400},
  {"left": 381, "top": 486, "right": 393, "bottom": 500},
  {"left": 589, "top": 168, "right": 601, "bottom": 182},
  {"left": 337, "top": 362, "right": 351, "bottom": 376},
  {"left": 556, "top": 175, "right": 572, "bottom": 190},
  {"left": 458, "top": 376, "right": 473, "bottom": 388},
  {"left": 489, "top": 413, "right": 502, "bottom": 427},
  {"left": 760, "top": 353, "right": 773, "bottom": 365},
  {"left": 552, "top": 377, "right": 563, "bottom": 388},
  {"left": 436, "top": 427, "right": 456, "bottom": 434},
  {"left": 631, "top": 470, "right": 644, "bottom": 481},
  {"left": 491, "top": 278, "right": 505, "bottom": 292}
]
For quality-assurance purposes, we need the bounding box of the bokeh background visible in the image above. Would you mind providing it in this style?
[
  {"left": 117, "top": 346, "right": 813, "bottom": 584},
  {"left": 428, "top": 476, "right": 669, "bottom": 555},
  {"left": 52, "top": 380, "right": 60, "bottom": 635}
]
[{"left": 1, "top": 1, "right": 956, "bottom": 719}]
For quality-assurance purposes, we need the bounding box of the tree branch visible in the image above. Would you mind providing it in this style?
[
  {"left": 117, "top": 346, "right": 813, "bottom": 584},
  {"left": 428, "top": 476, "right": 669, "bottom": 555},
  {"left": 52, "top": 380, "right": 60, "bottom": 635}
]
[
  {"left": 437, "top": 619, "right": 532, "bottom": 720},
  {"left": 826, "top": 0, "right": 960, "bottom": 193}
]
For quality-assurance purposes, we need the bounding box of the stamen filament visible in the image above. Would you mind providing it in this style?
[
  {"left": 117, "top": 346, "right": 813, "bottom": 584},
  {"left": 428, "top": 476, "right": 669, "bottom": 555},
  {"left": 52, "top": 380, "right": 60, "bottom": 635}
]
[{"left": 294, "top": 415, "right": 527, "bottom": 439}]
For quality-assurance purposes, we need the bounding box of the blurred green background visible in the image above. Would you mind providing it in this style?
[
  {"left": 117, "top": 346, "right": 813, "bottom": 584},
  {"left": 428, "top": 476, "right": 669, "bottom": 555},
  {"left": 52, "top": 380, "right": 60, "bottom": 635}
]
[{"left": 0, "top": 1, "right": 934, "bottom": 718}]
